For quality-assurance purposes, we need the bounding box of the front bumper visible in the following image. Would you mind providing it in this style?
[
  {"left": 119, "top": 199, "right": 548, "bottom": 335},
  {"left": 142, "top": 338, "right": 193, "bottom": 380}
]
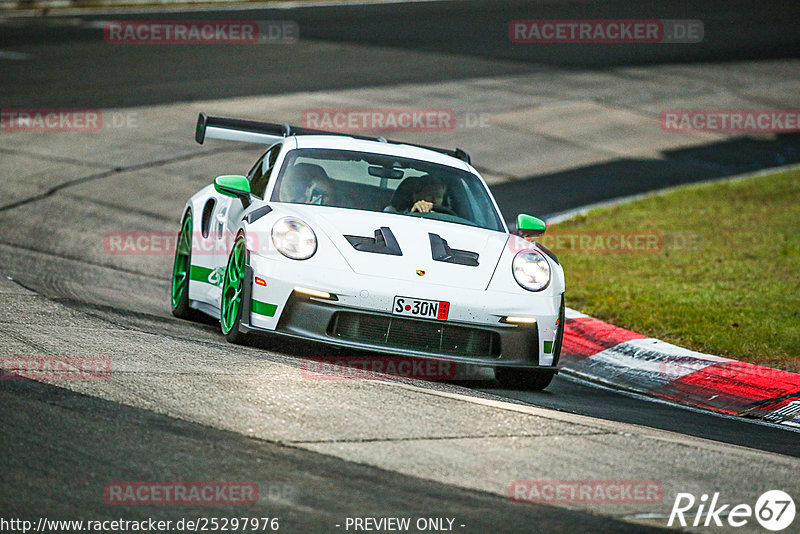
[{"left": 240, "top": 256, "right": 562, "bottom": 370}]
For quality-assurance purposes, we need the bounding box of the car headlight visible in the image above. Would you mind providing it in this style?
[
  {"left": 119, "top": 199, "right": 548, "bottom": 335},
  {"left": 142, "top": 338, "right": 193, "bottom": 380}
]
[
  {"left": 512, "top": 250, "right": 551, "bottom": 291},
  {"left": 271, "top": 217, "right": 317, "bottom": 260}
]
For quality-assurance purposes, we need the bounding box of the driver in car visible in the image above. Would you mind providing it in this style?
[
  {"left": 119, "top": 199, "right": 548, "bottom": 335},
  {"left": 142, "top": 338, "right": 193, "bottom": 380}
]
[{"left": 409, "top": 178, "right": 446, "bottom": 213}]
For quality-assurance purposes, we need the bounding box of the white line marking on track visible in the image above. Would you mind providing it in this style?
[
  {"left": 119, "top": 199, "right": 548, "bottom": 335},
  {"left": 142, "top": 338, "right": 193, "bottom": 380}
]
[
  {"left": 560, "top": 371, "right": 800, "bottom": 434},
  {"left": 0, "top": 50, "right": 32, "bottom": 60},
  {"left": 564, "top": 307, "right": 588, "bottom": 319}
]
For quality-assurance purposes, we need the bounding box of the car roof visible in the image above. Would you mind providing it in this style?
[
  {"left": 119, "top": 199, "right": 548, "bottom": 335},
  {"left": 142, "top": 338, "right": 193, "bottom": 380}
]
[{"left": 291, "top": 135, "right": 475, "bottom": 173}]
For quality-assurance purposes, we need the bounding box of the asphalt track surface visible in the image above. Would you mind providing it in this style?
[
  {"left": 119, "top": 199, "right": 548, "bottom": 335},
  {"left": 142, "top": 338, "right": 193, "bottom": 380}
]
[
  {"left": 2, "top": 0, "right": 800, "bottom": 107},
  {"left": 1, "top": 0, "right": 799, "bottom": 530},
  {"left": 2, "top": 378, "right": 670, "bottom": 533}
]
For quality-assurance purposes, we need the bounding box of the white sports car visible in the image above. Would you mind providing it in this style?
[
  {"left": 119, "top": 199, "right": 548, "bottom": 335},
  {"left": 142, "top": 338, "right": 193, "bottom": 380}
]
[{"left": 171, "top": 114, "right": 565, "bottom": 389}]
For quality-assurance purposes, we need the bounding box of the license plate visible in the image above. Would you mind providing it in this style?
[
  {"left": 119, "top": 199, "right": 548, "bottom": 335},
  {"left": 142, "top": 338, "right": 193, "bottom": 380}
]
[{"left": 393, "top": 296, "right": 449, "bottom": 320}]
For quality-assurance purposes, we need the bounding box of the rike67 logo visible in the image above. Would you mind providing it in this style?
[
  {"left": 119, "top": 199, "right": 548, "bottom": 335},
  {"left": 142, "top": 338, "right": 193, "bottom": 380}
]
[{"left": 669, "top": 490, "right": 795, "bottom": 531}]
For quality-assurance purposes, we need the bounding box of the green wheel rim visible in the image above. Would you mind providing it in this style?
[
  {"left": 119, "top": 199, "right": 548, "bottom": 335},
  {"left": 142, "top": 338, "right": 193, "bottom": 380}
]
[
  {"left": 171, "top": 214, "right": 192, "bottom": 309},
  {"left": 221, "top": 237, "right": 247, "bottom": 334}
]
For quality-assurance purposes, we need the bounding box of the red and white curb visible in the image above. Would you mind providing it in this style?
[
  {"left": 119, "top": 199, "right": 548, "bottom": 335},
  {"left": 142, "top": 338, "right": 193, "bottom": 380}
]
[{"left": 559, "top": 308, "right": 800, "bottom": 429}]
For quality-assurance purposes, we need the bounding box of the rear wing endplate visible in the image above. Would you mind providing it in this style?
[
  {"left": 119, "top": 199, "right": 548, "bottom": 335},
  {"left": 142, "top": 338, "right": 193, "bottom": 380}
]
[{"left": 195, "top": 113, "right": 290, "bottom": 145}]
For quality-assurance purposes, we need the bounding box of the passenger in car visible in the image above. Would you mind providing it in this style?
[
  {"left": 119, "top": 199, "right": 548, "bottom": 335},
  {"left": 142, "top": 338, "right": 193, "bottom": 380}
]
[{"left": 281, "top": 163, "right": 336, "bottom": 206}]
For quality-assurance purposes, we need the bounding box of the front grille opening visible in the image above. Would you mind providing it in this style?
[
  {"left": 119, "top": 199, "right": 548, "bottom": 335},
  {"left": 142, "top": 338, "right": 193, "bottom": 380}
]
[{"left": 328, "top": 312, "right": 501, "bottom": 358}]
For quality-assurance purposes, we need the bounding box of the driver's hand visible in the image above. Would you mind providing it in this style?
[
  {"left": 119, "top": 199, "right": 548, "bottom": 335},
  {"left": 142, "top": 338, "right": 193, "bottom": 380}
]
[{"left": 410, "top": 200, "right": 434, "bottom": 213}]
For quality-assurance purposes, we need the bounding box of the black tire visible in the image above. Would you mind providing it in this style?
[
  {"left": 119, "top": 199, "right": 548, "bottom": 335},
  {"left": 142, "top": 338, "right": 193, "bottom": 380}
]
[
  {"left": 224, "top": 310, "right": 249, "bottom": 345},
  {"left": 224, "top": 301, "right": 250, "bottom": 345},
  {"left": 495, "top": 368, "right": 555, "bottom": 390},
  {"left": 552, "top": 294, "right": 566, "bottom": 366},
  {"left": 496, "top": 294, "right": 564, "bottom": 391}
]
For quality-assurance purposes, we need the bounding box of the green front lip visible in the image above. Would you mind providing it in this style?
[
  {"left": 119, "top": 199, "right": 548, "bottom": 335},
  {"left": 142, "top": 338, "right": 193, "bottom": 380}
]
[{"left": 252, "top": 299, "right": 277, "bottom": 317}]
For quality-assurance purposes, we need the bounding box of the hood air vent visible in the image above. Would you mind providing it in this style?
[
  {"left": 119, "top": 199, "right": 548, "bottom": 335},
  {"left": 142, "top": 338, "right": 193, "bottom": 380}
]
[
  {"left": 344, "top": 227, "right": 403, "bottom": 256},
  {"left": 429, "top": 233, "right": 479, "bottom": 266}
]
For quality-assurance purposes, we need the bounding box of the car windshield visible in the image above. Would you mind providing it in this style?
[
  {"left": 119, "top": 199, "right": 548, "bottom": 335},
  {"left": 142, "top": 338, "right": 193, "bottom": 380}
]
[{"left": 270, "top": 148, "right": 505, "bottom": 232}]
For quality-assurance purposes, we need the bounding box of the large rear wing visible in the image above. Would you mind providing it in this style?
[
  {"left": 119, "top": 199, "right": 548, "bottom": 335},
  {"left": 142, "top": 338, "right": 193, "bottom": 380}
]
[{"left": 194, "top": 113, "right": 471, "bottom": 164}]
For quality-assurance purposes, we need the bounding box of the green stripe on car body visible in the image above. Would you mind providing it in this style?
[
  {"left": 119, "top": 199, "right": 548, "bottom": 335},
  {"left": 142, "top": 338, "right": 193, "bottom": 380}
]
[
  {"left": 190, "top": 265, "right": 223, "bottom": 287},
  {"left": 190, "top": 265, "right": 213, "bottom": 282},
  {"left": 252, "top": 300, "right": 278, "bottom": 317},
  {"left": 543, "top": 341, "right": 554, "bottom": 353}
]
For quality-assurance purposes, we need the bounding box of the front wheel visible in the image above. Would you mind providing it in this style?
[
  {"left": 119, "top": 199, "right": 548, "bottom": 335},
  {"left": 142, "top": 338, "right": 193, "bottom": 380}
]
[
  {"left": 171, "top": 212, "right": 197, "bottom": 319},
  {"left": 495, "top": 368, "right": 555, "bottom": 390},
  {"left": 220, "top": 235, "right": 249, "bottom": 344}
]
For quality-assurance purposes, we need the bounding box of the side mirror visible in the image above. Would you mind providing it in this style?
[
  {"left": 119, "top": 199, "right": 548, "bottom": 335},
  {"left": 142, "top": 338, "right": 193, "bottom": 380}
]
[
  {"left": 214, "top": 175, "right": 251, "bottom": 208},
  {"left": 515, "top": 213, "right": 546, "bottom": 238}
]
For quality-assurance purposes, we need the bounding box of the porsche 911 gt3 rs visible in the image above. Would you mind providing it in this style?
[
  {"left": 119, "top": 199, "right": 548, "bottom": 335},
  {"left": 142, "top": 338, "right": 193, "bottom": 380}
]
[{"left": 171, "top": 113, "right": 566, "bottom": 389}]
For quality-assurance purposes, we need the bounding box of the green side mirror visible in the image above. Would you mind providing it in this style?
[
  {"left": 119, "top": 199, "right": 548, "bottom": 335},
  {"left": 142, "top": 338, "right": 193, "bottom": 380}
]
[
  {"left": 515, "top": 213, "right": 547, "bottom": 238},
  {"left": 214, "top": 175, "right": 251, "bottom": 206}
]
